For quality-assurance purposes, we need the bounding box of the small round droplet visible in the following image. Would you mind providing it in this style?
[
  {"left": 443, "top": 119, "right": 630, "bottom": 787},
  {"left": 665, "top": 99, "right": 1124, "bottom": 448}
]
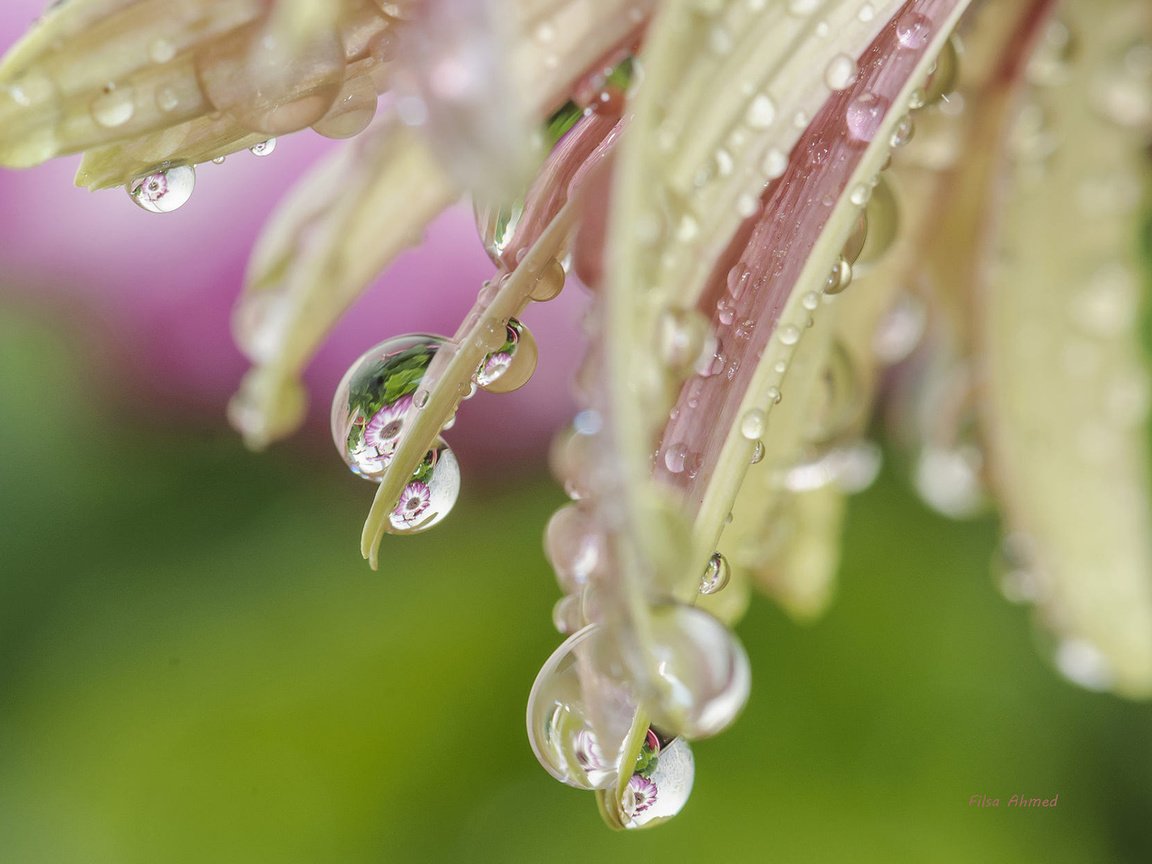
[
  {"left": 745, "top": 93, "right": 776, "bottom": 129},
  {"left": 895, "top": 12, "right": 933, "bottom": 50},
  {"left": 211, "top": 155, "right": 226, "bottom": 165},
  {"left": 91, "top": 85, "right": 135, "bottom": 128},
  {"left": 331, "top": 334, "right": 449, "bottom": 479},
  {"left": 127, "top": 164, "right": 196, "bottom": 213},
  {"left": 250, "top": 138, "right": 277, "bottom": 156},
  {"left": 762, "top": 148, "right": 789, "bottom": 179},
  {"left": 149, "top": 37, "right": 176, "bottom": 64},
  {"left": 778, "top": 324, "right": 800, "bottom": 346},
  {"left": 664, "top": 443, "right": 689, "bottom": 474},
  {"left": 824, "top": 54, "right": 857, "bottom": 91},
  {"left": 475, "top": 318, "right": 537, "bottom": 392},
  {"left": 846, "top": 93, "right": 890, "bottom": 143},
  {"left": 388, "top": 437, "right": 460, "bottom": 534},
  {"left": 699, "top": 552, "right": 730, "bottom": 595},
  {"left": 740, "top": 408, "right": 766, "bottom": 440}
]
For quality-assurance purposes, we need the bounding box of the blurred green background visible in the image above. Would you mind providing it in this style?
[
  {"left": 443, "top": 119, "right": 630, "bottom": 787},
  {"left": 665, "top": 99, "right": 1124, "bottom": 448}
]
[{"left": 1, "top": 297, "right": 1150, "bottom": 864}]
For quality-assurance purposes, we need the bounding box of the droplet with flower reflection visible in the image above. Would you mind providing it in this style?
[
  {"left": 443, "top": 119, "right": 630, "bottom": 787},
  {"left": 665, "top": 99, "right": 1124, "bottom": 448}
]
[
  {"left": 331, "top": 334, "right": 449, "bottom": 479},
  {"left": 617, "top": 735, "right": 695, "bottom": 830},
  {"left": 126, "top": 164, "right": 195, "bottom": 213},
  {"left": 388, "top": 437, "right": 460, "bottom": 534},
  {"left": 527, "top": 625, "right": 624, "bottom": 791},
  {"left": 474, "top": 318, "right": 537, "bottom": 392}
]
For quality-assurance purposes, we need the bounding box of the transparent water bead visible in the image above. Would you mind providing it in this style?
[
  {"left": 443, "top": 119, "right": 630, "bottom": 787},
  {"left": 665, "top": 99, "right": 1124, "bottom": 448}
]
[
  {"left": 127, "top": 164, "right": 195, "bottom": 213},
  {"left": 527, "top": 626, "right": 622, "bottom": 790},
  {"left": 846, "top": 93, "right": 890, "bottom": 143},
  {"left": 250, "top": 139, "right": 277, "bottom": 157},
  {"left": 699, "top": 553, "right": 730, "bottom": 595},
  {"left": 474, "top": 198, "right": 524, "bottom": 266},
  {"left": 331, "top": 334, "right": 449, "bottom": 479},
  {"left": 475, "top": 318, "right": 537, "bottom": 393},
  {"left": 640, "top": 605, "right": 750, "bottom": 739},
  {"left": 388, "top": 437, "right": 460, "bottom": 534},
  {"left": 617, "top": 736, "right": 695, "bottom": 830}
]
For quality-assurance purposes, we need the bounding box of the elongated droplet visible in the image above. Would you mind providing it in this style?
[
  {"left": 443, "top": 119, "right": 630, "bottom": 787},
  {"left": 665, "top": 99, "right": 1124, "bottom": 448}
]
[
  {"left": 527, "top": 626, "right": 625, "bottom": 790},
  {"left": 127, "top": 165, "right": 195, "bottom": 213},
  {"left": 617, "top": 736, "right": 695, "bottom": 830},
  {"left": 699, "top": 553, "right": 730, "bottom": 595},
  {"left": 250, "top": 139, "right": 277, "bottom": 157}
]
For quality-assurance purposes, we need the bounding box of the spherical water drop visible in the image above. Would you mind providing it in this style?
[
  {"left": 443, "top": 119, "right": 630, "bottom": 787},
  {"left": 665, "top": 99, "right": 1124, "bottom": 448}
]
[
  {"left": 857, "top": 3, "right": 875, "bottom": 22},
  {"left": 388, "top": 437, "right": 460, "bottom": 534},
  {"left": 824, "top": 54, "right": 857, "bottom": 91},
  {"left": 664, "top": 443, "right": 689, "bottom": 474},
  {"left": 699, "top": 553, "right": 730, "bottom": 595},
  {"left": 156, "top": 86, "right": 180, "bottom": 113},
  {"left": 544, "top": 504, "right": 604, "bottom": 592},
  {"left": 745, "top": 94, "right": 776, "bottom": 129},
  {"left": 895, "top": 12, "right": 932, "bottom": 50},
  {"left": 250, "top": 138, "right": 277, "bottom": 157},
  {"left": 127, "top": 164, "right": 195, "bottom": 213},
  {"left": 787, "top": 0, "right": 818, "bottom": 15},
  {"left": 849, "top": 184, "right": 871, "bottom": 207},
  {"left": 778, "top": 324, "right": 801, "bottom": 346},
  {"left": 740, "top": 408, "right": 766, "bottom": 440},
  {"left": 91, "top": 85, "right": 135, "bottom": 127},
  {"left": 617, "top": 736, "right": 694, "bottom": 830},
  {"left": 330, "top": 334, "right": 449, "bottom": 479},
  {"left": 640, "top": 605, "right": 751, "bottom": 738},
  {"left": 475, "top": 318, "right": 537, "bottom": 392},
  {"left": 211, "top": 155, "right": 226, "bottom": 165},
  {"left": 530, "top": 258, "right": 566, "bottom": 302},
  {"left": 312, "top": 77, "right": 378, "bottom": 139},
  {"left": 750, "top": 440, "right": 765, "bottom": 464},
  {"left": 762, "top": 148, "right": 788, "bottom": 179},
  {"left": 149, "top": 37, "right": 176, "bottom": 64},
  {"left": 845, "top": 93, "right": 889, "bottom": 143},
  {"left": 527, "top": 626, "right": 627, "bottom": 790}
]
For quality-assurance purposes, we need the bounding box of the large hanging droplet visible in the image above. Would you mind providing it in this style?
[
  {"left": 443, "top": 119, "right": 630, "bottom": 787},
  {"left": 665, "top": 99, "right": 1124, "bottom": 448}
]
[
  {"left": 615, "top": 735, "right": 695, "bottom": 830},
  {"left": 127, "top": 164, "right": 196, "bottom": 213},
  {"left": 331, "top": 334, "right": 449, "bottom": 479},
  {"left": 312, "top": 77, "right": 378, "bottom": 139},
  {"left": 639, "top": 605, "right": 750, "bottom": 739},
  {"left": 475, "top": 318, "right": 537, "bottom": 393},
  {"left": 388, "top": 436, "right": 460, "bottom": 534},
  {"left": 527, "top": 626, "right": 625, "bottom": 791}
]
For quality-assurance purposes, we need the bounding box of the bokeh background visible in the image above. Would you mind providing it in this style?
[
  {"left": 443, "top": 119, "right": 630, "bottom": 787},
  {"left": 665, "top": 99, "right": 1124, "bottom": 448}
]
[{"left": 2, "top": 5, "right": 1152, "bottom": 863}]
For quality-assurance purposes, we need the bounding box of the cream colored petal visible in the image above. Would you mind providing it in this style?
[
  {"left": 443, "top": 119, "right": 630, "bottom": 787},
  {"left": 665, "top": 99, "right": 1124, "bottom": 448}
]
[
  {"left": 228, "top": 117, "right": 457, "bottom": 450},
  {"left": 979, "top": 0, "right": 1152, "bottom": 697}
]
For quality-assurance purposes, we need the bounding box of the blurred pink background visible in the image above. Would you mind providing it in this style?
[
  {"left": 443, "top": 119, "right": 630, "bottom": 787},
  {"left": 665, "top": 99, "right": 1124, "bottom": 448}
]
[{"left": 0, "top": 1, "right": 583, "bottom": 467}]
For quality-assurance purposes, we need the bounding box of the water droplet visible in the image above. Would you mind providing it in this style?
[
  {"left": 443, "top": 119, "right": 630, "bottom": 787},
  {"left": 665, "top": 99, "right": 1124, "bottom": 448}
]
[
  {"left": 750, "top": 440, "right": 765, "bottom": 464},
  {"left": 545, "top": 504, "right": 604, "bottom": 592},
  {"left": 211, "top": 155, "right": 226, "bottom": 165},
  {"left": 740, "top": 408, "right": 766, "bottom": 439},
  {"left": 641, "top": 605, "right": 751, "bottom": 738},
  {"left": 762, "top": 148, "right": 788, "bottom": 179},
  {"left": 149, "top": 37, "right": 176, "bottom": 64},
  {"left": 658, "top": 308, "right": 709, "bottom": 376},
  {"left": 778, "top": 324, "right": 800, "bottom": 346},
  {"left": 745, "top": 93, "right": 776, "bottom": 129},
  {"left": 527, "top": 627, "right": 628, "bottom": 790},
  {"left": 895, "top": 12, "right": 932, "bottom": 50},
  {"left": 250, "top": 138, "right": 277, "bottom": 156},
  {"left": 127, "top": 164, "right": 196, "bottom": 213},
  {"left": 889, "top": 114, "right": 914, "bottom": 148},
  {"left": 1053, "top": 638, "right": 1114, "bottom": 692},
  {"left": 155, "top": 86, "right": 180, "bottom": 112},
  {"left": 846, "top": 92, "right": 889, "bottom": 143},
  {"left": 766, "top": 386, "right": 782, "bottom": 404},
  {"left": 664, "top": 443, "right": 689, "bottom": 474},
  {"left": 993, "top": 533, "right": 1046, "bottom": 605},
  {"left": 475, "top": 318, "right": 537, "bottom": 392},
  {"left": 824, "top": 54, "right": 857, "bottom": 91},
  {"left": 530, "top": 258, "right": 566, "bottom": 302},
  {"left": 915, "top": 444, "right": 986, "bottom": 519},
  {"left": 736, "top": 193, "right": 760, "bottom": 218},
  {"left": 388, "top": 437, "right": 460, "bottom": 534},
  {"left": 856, "top": 175, "right": 898, "bottom": 269},
  {"left": 857, "top": 3, "right": 875, "bottom": 22},
  {"left": 330, "top": 334, "right": 449, "bottom": 479},
  {"left": 617, "top": 736, "right": 695, "bottom": 829},
  {"left": 91, "top": 85, "right": 135, "bottom": 127},
  {"left": 312, "top": 77, "right": 378, "bottom": 139},
  {"left": 922, "top": 37, "right": 959, "bottom": 104},
  {"left": 824, "top": 258, "right": 853, "bottom": 295},
  {"left": 699, "top": 553, "right": 730, "bottom": 595}
]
